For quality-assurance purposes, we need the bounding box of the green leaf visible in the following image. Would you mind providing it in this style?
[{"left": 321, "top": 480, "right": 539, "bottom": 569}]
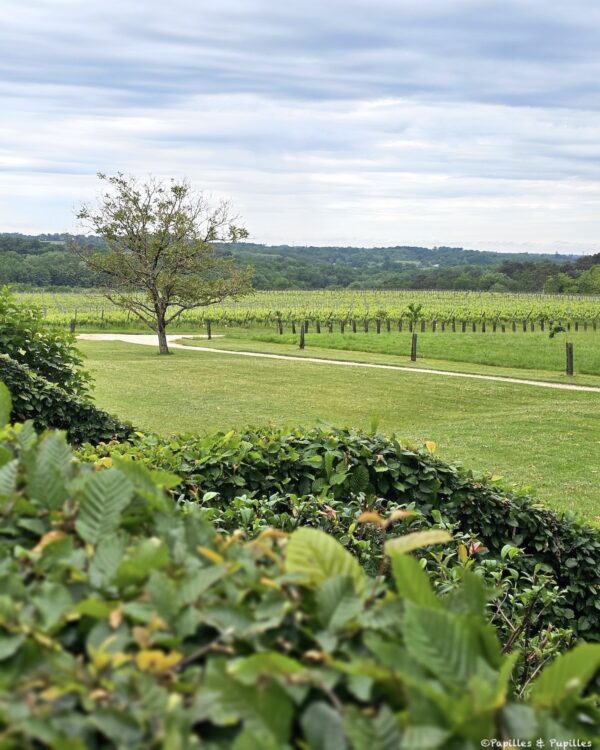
[
  {"left": 0, "top": 458, "right": 18, "bottom": 496},
  {"left": 229, "top": 652, "right": 306, "bottom": 685},
  {"left": 316, "top": 576, "right": 364, "bottom": 631},
  {"left": 301, "top": 702, "right": 347, "bottom": 750},
  {"left": 179, "top": 564, "right": 229, "bottom": 605},
  {"left": 116, "top": 537, "right": 170, "bottom": 587},
  {"left": 31, "top": 581, "right": 73, "bottom": 629},
  {"left": 147, "top": 570, "right": 181, "bottom": 622},
  {"left": 0, "top": 633, "right": 25, "bottom": 661},
  {"left": 285, "top": 528, "right": 366, "bottom": 596},
  {"left": 450, "top": 569, "right": 489, "bottom": 617},
  {"left": 349, "top": 464, "right": 370, "bottom": 495},
  {"left": 389, "top": 554, "right": 441, "bottom": 610},
  {"left": 204, "top": 658, "right": 293, "bottom": 742},
  {"left": 343, "top": 706, "right": 401, "bottom": 750},
  {"left": 89, "top": 535, "right": 127, "bottom": 588},
  {"left": 530, "top": 643, "right": 600, "bottom": 709},
  {"left": 73, "top": 598, "right": 115, "bottom": 620},
  {"left": 75, "top": 469, "right": 133, "bottom": 544},
  {"left": 384, "top": 530, "right": 452, "bottom": 556},
  {"left": 0, "top": 383, "right": 11, "bottom": 427},
  {"left": 401, "top": 601, "right": 475, "bottom": 688},
  {"left": 400, "top": 726, "right": 450, "bottom": 750},
  {"left": 29, "top": 432, "right": 72, "bottom": 510}
]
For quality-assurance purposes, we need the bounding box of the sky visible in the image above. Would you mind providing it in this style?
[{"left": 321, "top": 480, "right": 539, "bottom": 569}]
[{"left": 1, "top": 0, "right": 600, "bottom": 252}]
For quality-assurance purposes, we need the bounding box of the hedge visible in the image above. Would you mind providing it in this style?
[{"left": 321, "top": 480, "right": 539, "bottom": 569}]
[
  {"left": 0, "top": 286, "right": 90, "bottom": 396},
  {"left": 80, "top": 426, "right": 600, "bottom": 638},
  {"left": 0, "top": 354, "right": 133, "bottom": 444}
]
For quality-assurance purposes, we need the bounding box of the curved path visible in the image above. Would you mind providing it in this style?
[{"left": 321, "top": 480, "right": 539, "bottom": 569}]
[{"left": 77, "top": 333, "right": 600, "bottom": 393}]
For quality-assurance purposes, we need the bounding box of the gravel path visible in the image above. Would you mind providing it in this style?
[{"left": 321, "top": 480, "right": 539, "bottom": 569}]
[{"left": 77, "top": 333, "right": 600, "bottom": 393}]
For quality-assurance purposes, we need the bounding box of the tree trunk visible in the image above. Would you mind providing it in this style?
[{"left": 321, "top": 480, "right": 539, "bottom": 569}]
[{"left": 156, "top": 314, "right": 170, "bottom": 354}]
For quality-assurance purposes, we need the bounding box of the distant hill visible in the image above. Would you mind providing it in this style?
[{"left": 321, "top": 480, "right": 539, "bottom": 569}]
[{"left": 0, "top": 233, "right": 592, "bottom": 292}]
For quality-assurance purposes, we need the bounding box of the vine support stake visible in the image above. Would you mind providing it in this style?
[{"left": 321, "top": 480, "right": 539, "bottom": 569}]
[
  {"left": 410, "top": 333, "right": 417, "bottom": 362},
  {"left": 566, "top": 342, "right": 574, "bottom": 376}
]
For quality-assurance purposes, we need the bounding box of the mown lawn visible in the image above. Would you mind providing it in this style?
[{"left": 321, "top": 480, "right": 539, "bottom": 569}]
[
  {"left": 208, "top": 327, "right": 600, "bottom": 377},
  {"left": 78, "top": 340, "right": 600, "bottom": 520},
  {"left": 175, "top": 334, "right": 600, "bottom": 388}
]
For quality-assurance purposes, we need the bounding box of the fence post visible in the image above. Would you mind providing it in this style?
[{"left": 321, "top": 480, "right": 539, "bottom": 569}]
[
  {"left": 299, "top": 322, "right": 305, "bottom": 350},
  {"left": 566, "top": 342, "right": 574, "bottom": 376},
  {"left": 207, "top": 320, "right": 212, "bottom": 339},
  {"left": 69, "top": 318, "right": 77, "bottom": 334},
  {"left": 410, "top": 333, "right": 417, "bottom": 362}
]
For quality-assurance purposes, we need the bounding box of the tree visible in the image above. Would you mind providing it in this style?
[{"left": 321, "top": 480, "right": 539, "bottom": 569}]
[{"left": 74, "top": 173, "right": 253, "bottom": 353}]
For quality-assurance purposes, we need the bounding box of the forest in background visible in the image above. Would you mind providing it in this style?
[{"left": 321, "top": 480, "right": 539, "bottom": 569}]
[{"left": 1, "top": 232, "right": 600, "bottom": 293}]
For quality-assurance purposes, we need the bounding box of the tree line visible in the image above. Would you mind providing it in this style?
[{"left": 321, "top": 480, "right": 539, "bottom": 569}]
[{"left": 1, "top": 232, "right": 598, "bottom": 293}]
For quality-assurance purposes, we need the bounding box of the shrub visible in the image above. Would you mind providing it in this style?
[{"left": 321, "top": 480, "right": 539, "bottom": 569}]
[
  {"left": 0, "top": 354, "right": 133, "bottom": 444},
  {"left": 0, "top": 286, "right": 89, "bottom": 396},
  {"left": 0, "top": 388, "right": 598, "bottom": 748},
  {"left": 80, "top": 426, "right": 600, "bottom": 639}
]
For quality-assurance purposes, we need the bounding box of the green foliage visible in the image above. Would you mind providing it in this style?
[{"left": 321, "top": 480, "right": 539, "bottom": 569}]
[
  {"left": 0, "top": 354, "right": 133, "bottom": 444},
  {"left": 75, "top": 174, "right": 253, "bottom": 352},
  {"left": 1, "top": 232, "right": 586, "bottom": 291},
  {"left": 80, "top": 425, "right": 600, "bottom": 643},
  {"left": 0, "top": 286, "right": 130, "bottom": 443},
  {"left": 0, "top": 406, "right": 598, "bottom": 747},
  {"left": 0, "top": 286, "right": 90, "bottom": 395}
]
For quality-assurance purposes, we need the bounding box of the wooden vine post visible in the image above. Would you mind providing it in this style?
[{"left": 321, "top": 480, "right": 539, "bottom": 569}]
[
  {"left": 410, "top": 333, "right": 417, "bottom": 362},
  {"left": 566, "top": 342, "right": 574, "bottom": 376}
]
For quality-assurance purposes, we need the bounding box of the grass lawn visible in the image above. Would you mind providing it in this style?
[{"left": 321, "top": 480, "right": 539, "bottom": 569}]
[
  {"left": 200, "top": 327, "right": 600, "bottom": 377},
  {"left": 78, "top": 340, "right": 600, "bottom": 520},
  {"left": 175, "top": 334, "right": 600, "bottom": 388}
]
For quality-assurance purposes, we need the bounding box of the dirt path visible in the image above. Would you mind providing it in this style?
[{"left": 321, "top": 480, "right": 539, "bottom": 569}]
[{"left": 77, "top": 333, "right": 600, "bottom": 393}]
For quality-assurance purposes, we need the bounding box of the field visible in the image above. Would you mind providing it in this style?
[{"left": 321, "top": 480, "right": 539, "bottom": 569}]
[
  {"left": 78, "top": 339, "right": 600, "bottom": 519},
  {"left": 17, "top": 288, "right": 600, "bottom": 329}
]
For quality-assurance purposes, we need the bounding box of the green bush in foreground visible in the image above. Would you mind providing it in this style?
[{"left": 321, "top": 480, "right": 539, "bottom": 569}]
[
  {"left": 1, "top": 390, "right": 599, "bottom": 748},
  {"left": 81, "top": 426, "right": 600, "bottom": 641}
]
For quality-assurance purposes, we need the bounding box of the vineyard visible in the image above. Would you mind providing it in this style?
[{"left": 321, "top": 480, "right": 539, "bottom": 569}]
[{"left": 17, "top": 289, "right": 600, "bottom": 331}]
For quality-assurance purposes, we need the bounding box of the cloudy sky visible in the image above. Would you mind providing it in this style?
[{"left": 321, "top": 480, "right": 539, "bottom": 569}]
[{"left": 2, "top": 0, "right": 600, "bottom": 252}]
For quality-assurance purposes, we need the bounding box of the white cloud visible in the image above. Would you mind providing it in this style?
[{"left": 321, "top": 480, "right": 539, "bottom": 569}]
[{"left": 1, "top": 0, "right": 600, "bottom": 251}]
